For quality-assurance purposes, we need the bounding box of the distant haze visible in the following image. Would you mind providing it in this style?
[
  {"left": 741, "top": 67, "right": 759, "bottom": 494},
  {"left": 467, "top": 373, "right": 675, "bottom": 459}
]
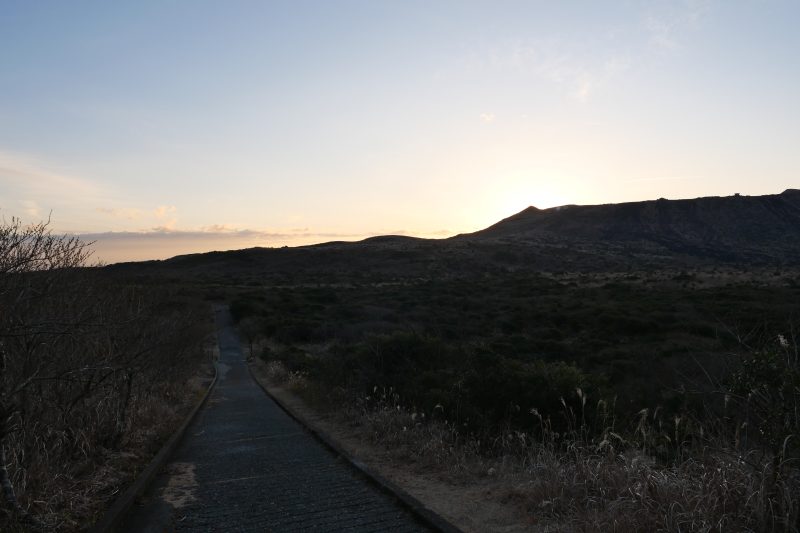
[
  {"left": 1, "top": 1, "right": 799, "bottom": 263},
  {"left": 85, "top": 228, "right": 452, "bottom": 264}
]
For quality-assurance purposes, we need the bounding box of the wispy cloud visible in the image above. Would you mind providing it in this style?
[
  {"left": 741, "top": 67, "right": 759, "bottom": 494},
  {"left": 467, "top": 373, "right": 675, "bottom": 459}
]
[
  {"left": 0, "top": 150, "right": 108, "bottom": 225},
  {"left": 0, "top": 150, "right": 102, "bottom": 199},
  {"left": 79, "top": 228, "right": 360, "bottom": 264},
  {"left": 154, "top": 205, "right": 177, "bottom": 219},
  {"left": 20, "top": 199, "right": 41, "bottom": 218},
  {"left": 529, "top": 46, "right": 632, "bottom": 103},
  {"left": 0, "top": 150, "right": 186, "bottom": 234},
  {"left": 454, "top": 2, "right": 712, "bottom": 103},
  {"left": 645, "top": 15, "right": 680, "bottom": 50},
  {"left": 95, "top": 204, "right": 180, "bottom": 231},
  {"left": 644, "top": 0, "right": 711, "bottom": 51},
  {"left": 153, "top": 204, "right": 178, "bottom": 230},
  {"left": 96, "top": 207, "right": 143, "bottom": 220},
  {"left": 463, "top": 39, "right": 631, "bottom": 103},
  {"left": 480, "top": 112, "right": 496, "bottom": 123},
  {"left": 200, "top": 223, "right": 241, "bottom": 233}
]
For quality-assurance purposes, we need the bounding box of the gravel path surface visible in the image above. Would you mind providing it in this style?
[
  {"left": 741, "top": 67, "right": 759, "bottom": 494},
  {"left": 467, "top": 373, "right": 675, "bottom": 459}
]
[{"left": 121, "top": 306, "right": 429, "bottom": 532}]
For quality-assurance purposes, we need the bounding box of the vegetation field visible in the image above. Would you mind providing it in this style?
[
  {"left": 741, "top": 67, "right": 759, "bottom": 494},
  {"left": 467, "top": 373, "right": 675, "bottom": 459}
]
[{"left": 231, "top": 269, "right": 800, "bottom": 531}]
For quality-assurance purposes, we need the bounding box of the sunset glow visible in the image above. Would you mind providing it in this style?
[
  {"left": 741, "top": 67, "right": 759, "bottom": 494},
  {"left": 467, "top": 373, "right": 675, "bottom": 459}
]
[{"left": 1, "top": 1, "right": 799, "bottom": 263}]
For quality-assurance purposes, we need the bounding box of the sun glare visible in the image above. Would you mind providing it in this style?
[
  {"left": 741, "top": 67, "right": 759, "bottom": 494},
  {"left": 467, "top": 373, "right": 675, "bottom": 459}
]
[{"left": 491, "top": 182, "right": 570, "bottom": 223}]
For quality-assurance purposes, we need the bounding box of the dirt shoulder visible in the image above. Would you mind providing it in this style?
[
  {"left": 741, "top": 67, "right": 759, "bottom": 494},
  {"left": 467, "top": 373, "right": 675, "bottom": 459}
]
[{"left": 249, "top": 358, "right": 536, "bottom": 533}]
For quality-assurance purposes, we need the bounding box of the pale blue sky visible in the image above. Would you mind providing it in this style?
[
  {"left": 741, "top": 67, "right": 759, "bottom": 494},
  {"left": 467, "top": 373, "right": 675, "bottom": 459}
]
[{"left": 1, "top": 1, "right": 798, "bottom": 262}]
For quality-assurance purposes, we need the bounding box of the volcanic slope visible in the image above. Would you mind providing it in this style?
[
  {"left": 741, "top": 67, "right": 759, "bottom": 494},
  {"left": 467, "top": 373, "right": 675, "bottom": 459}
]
[{"left": 109, "top": 190, "right": 800, "bottom": 278}]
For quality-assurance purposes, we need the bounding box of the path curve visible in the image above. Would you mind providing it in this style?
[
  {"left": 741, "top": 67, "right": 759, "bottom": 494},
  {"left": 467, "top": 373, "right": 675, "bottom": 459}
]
[{"left": 121, "top": 305, "right": 429, "bottom": 532}]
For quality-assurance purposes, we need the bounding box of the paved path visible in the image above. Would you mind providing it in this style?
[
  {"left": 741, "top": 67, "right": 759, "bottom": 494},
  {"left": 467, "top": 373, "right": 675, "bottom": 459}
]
[{"left": 122, "top": 306, "right": 429, "bottom": 532}]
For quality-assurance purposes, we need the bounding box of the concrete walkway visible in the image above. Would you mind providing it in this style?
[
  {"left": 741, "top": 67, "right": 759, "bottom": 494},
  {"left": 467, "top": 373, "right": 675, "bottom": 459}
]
[{"left": 121, "top": 306, "right": 429, "bottom": 532}]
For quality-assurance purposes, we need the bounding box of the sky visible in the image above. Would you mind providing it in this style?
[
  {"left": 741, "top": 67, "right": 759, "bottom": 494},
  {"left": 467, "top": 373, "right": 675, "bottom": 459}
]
[{"left": 1, "top": 1, "right": 799, "bottom": 263}]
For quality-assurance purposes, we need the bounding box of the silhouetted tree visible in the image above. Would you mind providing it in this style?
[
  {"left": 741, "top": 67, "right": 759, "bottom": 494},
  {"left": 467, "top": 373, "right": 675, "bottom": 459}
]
[
  {"left": 0, "top": 217, "right": 91, "bottom": 526},
  {"left": 0, "top": 217, "right": 209, "bottom": 529}
]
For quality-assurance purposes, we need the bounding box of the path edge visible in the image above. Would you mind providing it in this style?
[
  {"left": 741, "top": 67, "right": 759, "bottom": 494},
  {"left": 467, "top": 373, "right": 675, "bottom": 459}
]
[
  {"left": 89, "top": 361, "right": 219, "bottom": 533},
  {"left": 247, "top": 362, "right": 464, "bottom": 533}
]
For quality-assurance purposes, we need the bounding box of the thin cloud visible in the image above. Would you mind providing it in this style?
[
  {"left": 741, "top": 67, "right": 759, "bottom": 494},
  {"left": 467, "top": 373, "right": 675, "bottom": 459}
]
[
  {"left": 154, "top": 205, "right": 177, "bottom": 218},
  {"left": 532, "top": 49, "right": 630, "bottom": 103},
  {"left": 383, "top": 229, "right": 454, "bottom": 239},
  {"left": 466, "top": 40, "right": 631, "bottom": 103},
  {"left": 96, "top": 204, "right": 180, "bottom": 230},
  {"left": 82, "top": 228, "right": 373, "bottom": 243},
  {"left": 96, "top": 207, "right": 143, "bottom": 220},
  {"left": 20, "top": 199, "right": 41, "bottom": 218},
  {"left": 456, "top": 2, "right": 711, "bottom": 103},
  {"left": 80, "top": 227, "right": 455, "bottom": 263},
  {"left": 645, "top": 15, "right": 680, "bottom": 50},
  {"left": 480, "top": 113, "right": 496, "bottom": 123},
  {"left": 149, "top": 226, "right": 179, "bottom": 233},
  {"left": 82, "top": 226, "right": 455, "bottom": 243},
  {"left": 644, "top": 0, "right": 711, "bottom": 51},
  {"left": 152, "top": 205, "right": 178, "bottom": 230},
  {"left": 0, "top": 150, "right": 110, "bottom": 228},
  {"left": 200, "top": 224, "right": 241, "bottom": 233},
  {"left": 0, "top": 150, "right": 101, "bottom": 199}
]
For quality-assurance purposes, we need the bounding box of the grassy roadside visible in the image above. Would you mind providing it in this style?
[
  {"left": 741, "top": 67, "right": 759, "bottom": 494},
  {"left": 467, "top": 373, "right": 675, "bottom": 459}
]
[
  {"left": 15, "top": 342, "right": 216, "bottom": 533},
  {"left": 250, "top": 349, "right": 799, "bottom": 532},
  {"left": 2, "top": 357, "right": 215, "bottom": 533},
  {"left": 249, "top": 358, "right": 527, "bottom": 533},
  {"left": 1, "top": 296, "right": 215, "bottom": 533}
]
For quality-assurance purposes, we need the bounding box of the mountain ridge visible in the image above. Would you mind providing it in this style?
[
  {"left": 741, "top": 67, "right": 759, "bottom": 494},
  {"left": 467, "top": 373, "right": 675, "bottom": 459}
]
[
  {"left": 461, "top": 190, "right": 800, "bottom": 264},
  {"left": 109, "top": 190, "right": 800, "bottom": 278}
]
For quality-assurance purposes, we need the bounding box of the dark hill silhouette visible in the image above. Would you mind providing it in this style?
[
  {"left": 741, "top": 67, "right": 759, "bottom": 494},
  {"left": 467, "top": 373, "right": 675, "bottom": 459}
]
[
  {"left": 465, "top": 189, "right": 800, "bottom": 264},
  {"left": 109, "top": 190, "right": 800, "bottom": 279}
]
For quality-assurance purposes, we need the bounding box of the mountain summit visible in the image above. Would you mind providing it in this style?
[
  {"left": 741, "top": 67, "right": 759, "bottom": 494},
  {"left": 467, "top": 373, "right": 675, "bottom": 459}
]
[{"left": 465, "top": 190, "right": 800, "bottom": 265}]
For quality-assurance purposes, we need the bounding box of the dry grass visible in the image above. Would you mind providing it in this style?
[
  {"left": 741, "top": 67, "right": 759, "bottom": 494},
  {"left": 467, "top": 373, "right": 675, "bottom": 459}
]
[
  {"left": 502, "top": 447, "right": 798, "bottom": 532},
  {"left": 354, "top": 406, "right": 798, "bottom": 531},
  {"left": 1, "top": 356, "right": 213, "bottom": 532},
  {"left": 263, "top": 360, "right": 800, "bottom": 532}
]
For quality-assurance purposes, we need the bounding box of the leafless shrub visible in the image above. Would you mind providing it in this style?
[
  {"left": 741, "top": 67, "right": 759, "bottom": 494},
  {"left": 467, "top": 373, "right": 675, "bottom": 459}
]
[{"left": 0, "top": 217, "right": 211, "bottom": 530}]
